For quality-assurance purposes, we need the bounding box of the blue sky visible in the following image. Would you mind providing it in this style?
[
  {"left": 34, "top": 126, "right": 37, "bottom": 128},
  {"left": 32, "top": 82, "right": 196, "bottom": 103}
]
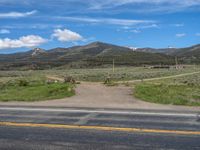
[{"left": 0, "top": 0, "right": 200, "bottom": 53}]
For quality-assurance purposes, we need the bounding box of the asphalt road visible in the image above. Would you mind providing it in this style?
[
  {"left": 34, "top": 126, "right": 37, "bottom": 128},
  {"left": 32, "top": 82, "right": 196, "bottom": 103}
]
[{"left": 0, "top": 106, "right": 200, "bottom": 150}]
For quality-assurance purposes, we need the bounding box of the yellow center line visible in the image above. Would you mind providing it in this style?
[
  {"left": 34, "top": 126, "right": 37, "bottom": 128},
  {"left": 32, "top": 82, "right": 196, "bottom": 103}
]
[{"left": 0, "top": 121, "right": 200, "bottom": 135}]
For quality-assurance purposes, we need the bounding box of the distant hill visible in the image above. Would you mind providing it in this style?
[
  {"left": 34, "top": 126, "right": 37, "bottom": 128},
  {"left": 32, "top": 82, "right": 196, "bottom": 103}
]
[
  {"left": 0, "top": 41, "right": 188, "bottom": 70},
  {"left": 135, "top": 44, "right": 200, "bottom": 64},
  {"left": 169, "top": 44, "right": 200, "bottom": 64},
  {"left": 136, "top": 48, "right": 178, "bottom": 55}
]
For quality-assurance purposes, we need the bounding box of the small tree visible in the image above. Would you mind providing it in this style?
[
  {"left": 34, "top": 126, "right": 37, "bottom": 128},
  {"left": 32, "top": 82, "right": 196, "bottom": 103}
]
[{"left": 64, "top": 76, "right": 76, "bottom": 84}]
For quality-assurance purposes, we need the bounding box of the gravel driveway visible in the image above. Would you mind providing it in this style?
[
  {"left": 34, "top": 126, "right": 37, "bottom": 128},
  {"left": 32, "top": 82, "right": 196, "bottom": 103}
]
[{"left": 0, "top": 82, "right": 199, "bottom": 112}]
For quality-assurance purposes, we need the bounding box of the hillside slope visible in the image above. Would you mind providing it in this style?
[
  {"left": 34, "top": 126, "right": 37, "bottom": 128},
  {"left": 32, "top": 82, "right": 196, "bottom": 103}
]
[
  {"left": 170, "top": 44, "right": 200, "bottom": 64},
  {"left": 135, "top": 44, "right": 200, "bottom": 64},
  {"left": 0, "top": 42, "right": 175, "bottom": 70}
]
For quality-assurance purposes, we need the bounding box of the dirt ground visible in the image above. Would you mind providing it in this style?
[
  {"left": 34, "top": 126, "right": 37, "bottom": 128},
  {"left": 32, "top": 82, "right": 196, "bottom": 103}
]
[{"left": 0, "top": 82, "right": 199, "bottom": 112}]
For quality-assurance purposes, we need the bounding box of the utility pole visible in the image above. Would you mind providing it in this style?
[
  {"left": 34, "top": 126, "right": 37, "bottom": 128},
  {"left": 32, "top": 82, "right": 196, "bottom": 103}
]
[
  {"left": 175, "top": 56, "right": 178, "bottom": 69},
  {"left": 112, "top": 58, "right": 115, "bottom": 73}
]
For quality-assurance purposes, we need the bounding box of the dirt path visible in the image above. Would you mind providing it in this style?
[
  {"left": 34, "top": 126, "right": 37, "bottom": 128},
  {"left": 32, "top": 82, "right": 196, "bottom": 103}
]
[
  {"left": 117, "top": 71, "right": 200, "bottom": 83},
  {"left": 1, "top": 82, "right": 199, "bottom": 111}
]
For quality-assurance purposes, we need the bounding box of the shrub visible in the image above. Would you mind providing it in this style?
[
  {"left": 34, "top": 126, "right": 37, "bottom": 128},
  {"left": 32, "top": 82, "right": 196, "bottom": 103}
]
[
  {"left": 64, "top": 76, "right": 76, "bottom": 84},
  {"left": 18, "top": 79, "right": 29, "bottom": 86}
]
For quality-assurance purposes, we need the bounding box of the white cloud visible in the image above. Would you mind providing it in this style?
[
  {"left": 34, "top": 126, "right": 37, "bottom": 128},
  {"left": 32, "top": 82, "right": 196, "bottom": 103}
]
[
  {"left": 56, "top": 16, "right": 154, "bottom": 26},
  {"left": 52, "top": 29, "right": 83, "bottom": 42},
  {"left": 196, "top": 33, "right": 200, "bottom": 36},
  {"left": 106, "top": 18, "right": 153, "bottom": 26},
  {"left": 122, "top": 26, "right": 131, "bottom": 30},
  {"left": 130, "top": 29, "right": 141, "bottom": 33},
  {"left": 138, "top": 24, "right": 159, "bottom": 29},
  {"left": 90, "top": 0, "right": 200, "bottom": 8},
  {"left": 176, "top": 33, "right": 186, "bottom": 38},
  {"left": 0, "top": 10, "right": 37, "bottom": 18},
  {"left": 87, "top": 0, "right": 200, "bottom": 13},
  {"left": 0, "top": 29, "right": 10, "bottom": 34},
  {"left": 172, "top": 23, "right": 184, "bottom": 27},
  {"left": 1, "top": 1, "right": 200, "bottom": 14},
  {"left": 0, "top": 35, "right": 47, "bottom": 49},
  {"left": 0, "top": 24, "right": 63, "bottom": 29}
]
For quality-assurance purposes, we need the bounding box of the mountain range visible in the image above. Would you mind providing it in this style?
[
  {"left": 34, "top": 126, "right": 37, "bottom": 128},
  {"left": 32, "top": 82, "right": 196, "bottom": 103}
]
[
  {"left": 136, "top": 44, "right": 200, "bottom": 64},
  {"left": 0, "top": 42, "right": 199, "bottom": 70}
]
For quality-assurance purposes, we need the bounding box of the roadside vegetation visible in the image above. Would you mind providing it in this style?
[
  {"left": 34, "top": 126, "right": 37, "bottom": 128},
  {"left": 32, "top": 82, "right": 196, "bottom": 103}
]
[
  {"left": 104, "top": 77, "right": 118, "bottom": 86},
  {"left": 0, "top": 78, "right": 75, "bottom": 102},
  {"left": 134, "top": 73, "right": 200, "bottom": 106},
  {"left": 0, "top": 66, "right": 199, "bottom": 82},
  {"left": 0, "top": 66, "right": 200, "bottom": 105}
]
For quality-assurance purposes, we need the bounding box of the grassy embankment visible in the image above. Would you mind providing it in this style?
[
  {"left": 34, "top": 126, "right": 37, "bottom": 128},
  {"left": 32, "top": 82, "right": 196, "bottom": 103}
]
[
  {"left": 134, "top": 73, "right": 200, "bottom": 106},
  {"left": 0, "top": 79, "right": 75, "bottom": 102}
]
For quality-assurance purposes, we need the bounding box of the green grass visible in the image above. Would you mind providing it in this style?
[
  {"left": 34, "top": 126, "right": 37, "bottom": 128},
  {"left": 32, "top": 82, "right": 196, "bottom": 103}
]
[
  {"left": 0, "top": 82, "right": 75, "bottom": 102},
  {"left": 134, "top": 71, "right": 200, "bottom": 106},
  {"left": 0, "top": 65, "right": 199, "bottom": 82},
  {"left": 134, "top": 83, "right": 200, "bottom": 106},
  {"left": 0, "top": 66, "right": 200, "bottom": 105}
]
